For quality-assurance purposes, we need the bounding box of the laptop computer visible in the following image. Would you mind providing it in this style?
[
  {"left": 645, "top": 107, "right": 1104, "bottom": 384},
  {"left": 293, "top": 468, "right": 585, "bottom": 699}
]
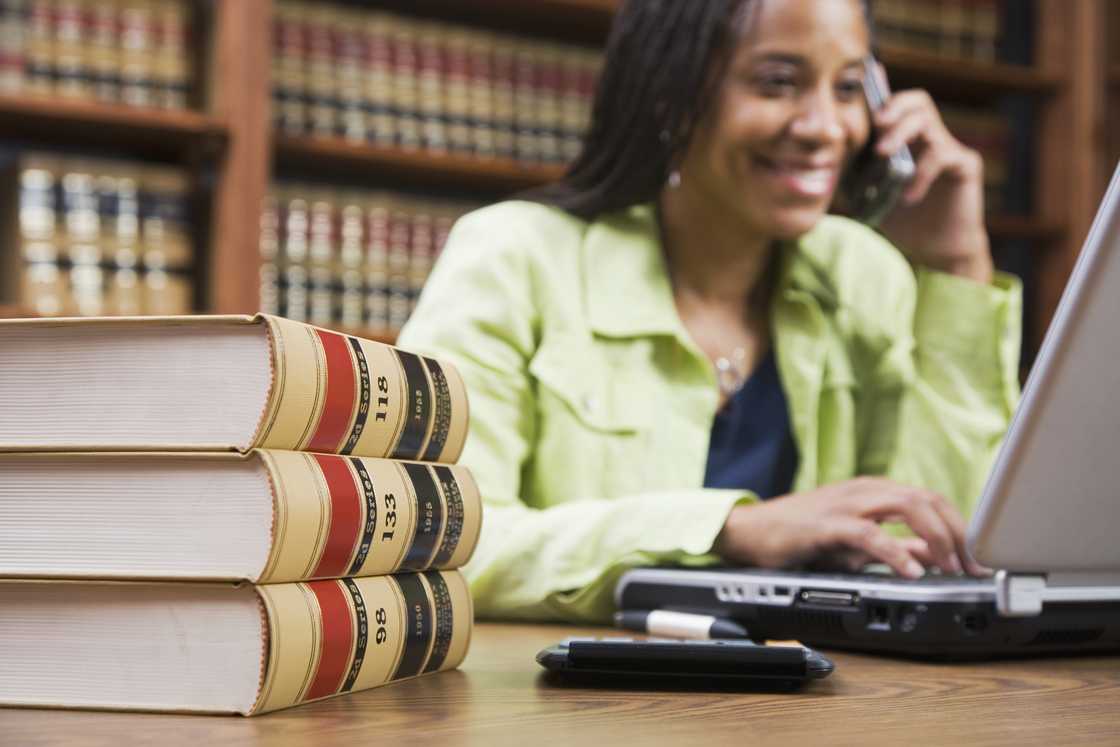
[{"left": 615, "top": 162, "right": 1120, "bottom": 659}]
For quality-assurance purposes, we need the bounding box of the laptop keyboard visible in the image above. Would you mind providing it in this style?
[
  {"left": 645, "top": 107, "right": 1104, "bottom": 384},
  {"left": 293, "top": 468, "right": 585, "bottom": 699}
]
[
  {"left": 711, "top": 567, "right": 995, "bottom": 587},
  {"left": 804, "top": 571, "right": 993, "bottom": 587}
]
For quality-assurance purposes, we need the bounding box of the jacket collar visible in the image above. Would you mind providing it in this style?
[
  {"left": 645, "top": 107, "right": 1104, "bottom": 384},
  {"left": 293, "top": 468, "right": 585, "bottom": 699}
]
[
  {"left": 582, "top": 204, "right": 683, "bottom": 338},
  {"left": 581, "top": 203, "right": 838, "bottom": 339}
]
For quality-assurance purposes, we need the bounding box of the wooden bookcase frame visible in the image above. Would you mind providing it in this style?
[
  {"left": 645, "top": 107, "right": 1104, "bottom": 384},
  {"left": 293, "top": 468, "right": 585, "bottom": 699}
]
[{"left": 0, "top": 0, "right": 1111, "bottom": 358}]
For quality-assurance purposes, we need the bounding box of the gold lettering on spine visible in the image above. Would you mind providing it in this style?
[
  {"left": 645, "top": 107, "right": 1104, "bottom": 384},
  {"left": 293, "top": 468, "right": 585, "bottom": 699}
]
[
  {"left": 347, "top": 458, "right": 415, "bottom": 576},
  {"left": 439, "top": 361, "right": 470, "bottom": 463},
  {"left": 347, "top": 340, "right": 408, "bottom": 457},
  {"left": 443, "top": 571, "right": 473, "bottom": 669},
  {"left": 346, "top": 576, "right": 407, "bottom": 692},
  {"left": 446, "top": 464, "right": 483, "bottom": 569}
]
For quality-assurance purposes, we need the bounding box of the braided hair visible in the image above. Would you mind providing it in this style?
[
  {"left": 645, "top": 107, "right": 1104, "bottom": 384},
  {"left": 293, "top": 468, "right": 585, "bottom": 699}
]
[{"left": 523, "top": 0, "right": 874, "bottom": 221}]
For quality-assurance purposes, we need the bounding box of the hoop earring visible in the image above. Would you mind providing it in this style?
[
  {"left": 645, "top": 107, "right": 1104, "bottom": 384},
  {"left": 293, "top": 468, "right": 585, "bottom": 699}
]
[{"left": 667, "top": 170, "right": 681, "bottom": 189}]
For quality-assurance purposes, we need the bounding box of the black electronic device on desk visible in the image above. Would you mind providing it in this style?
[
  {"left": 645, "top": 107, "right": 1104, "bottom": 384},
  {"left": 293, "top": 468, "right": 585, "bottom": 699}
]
[{"left": 536, "top": 637, "right": 834, "bottom": 691}]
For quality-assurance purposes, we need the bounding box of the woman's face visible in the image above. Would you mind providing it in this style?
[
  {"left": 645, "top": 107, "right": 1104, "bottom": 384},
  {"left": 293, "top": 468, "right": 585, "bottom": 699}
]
[{"left": 678, "top": 0, "right": 872, "bottom": 240}]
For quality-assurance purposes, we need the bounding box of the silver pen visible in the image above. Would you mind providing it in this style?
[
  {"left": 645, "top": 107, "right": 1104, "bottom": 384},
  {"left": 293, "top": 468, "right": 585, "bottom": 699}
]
[{"left": 614, "top": 609, "right": 750, "bottom": 640}]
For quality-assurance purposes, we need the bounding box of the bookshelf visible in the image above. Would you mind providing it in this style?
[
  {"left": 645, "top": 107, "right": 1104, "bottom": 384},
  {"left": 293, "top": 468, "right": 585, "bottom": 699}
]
[
  {"left": 0, "top": 0, "right": 1113, "bottom": 360},
  {"left": 877, "top": 45, "right": 1064, "bottom": 97},
  {"left": 0, "top": 95, "right": 227, "bottom": 158}
]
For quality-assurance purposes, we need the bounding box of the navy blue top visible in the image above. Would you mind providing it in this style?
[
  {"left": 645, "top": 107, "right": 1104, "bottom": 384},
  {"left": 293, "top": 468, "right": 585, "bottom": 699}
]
[{"left": 702, "top": 350, "right": 799, "bottom": 499}]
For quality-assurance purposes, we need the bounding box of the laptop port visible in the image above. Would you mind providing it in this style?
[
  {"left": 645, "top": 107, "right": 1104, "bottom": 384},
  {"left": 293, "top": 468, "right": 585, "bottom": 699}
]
[
  {"left": 799, "top": 589, "right": 857, "bottom": 607},
  {"left": 867, "top": 604, "right": 891, "bottom": 631},
  {"left": 961, "top": 612, "right": 989, "bottom": 635}
]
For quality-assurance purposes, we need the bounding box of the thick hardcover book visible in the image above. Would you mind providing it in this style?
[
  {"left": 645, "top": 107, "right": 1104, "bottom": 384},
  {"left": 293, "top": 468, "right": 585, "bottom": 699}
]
[
  {"left": 0, "top": 570, "right": 472, "bottom": 714},
  {"left": 0, "top": 313, "right": 468, "bottom": 461},
  {"left": 0, "top": 449, "right": 481, "bottom": 582}
]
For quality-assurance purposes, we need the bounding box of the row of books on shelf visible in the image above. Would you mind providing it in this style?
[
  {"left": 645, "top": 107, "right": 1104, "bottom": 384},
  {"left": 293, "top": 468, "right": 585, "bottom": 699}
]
[
  {"left": 940, "top": 104, "right": 1017, "bottom": 215},
  {"left": 872, "top": 0, "right": 1006, "bottom": 62},
  {"left": 272, "top": 0, "right": 601, "bottom": 165},
  {"left": 260, "top": 184, "right": 481, "bottom": 337},
  {"left": 0, "top": 313, "right": 478, "bottom": 714},
  {"left": 940, "top": 102, "right": 1025, "bottom": 215},
  {"left": 0, "top": 0, "right": 195, "bottom": 109},
  {"left": 1, "top": 151, "right": 194, "bottom": 316}
]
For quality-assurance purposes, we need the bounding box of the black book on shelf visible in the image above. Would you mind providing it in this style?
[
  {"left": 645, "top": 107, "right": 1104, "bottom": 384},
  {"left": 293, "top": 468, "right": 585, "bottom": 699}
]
[{"left": 998, "top": 0, "right": 1034, "bottom": 66}]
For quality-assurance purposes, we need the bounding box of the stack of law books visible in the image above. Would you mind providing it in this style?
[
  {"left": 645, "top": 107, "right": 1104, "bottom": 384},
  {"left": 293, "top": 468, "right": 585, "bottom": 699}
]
[{"left": 0, "top": 313, "right": 480, "bottom": 715}]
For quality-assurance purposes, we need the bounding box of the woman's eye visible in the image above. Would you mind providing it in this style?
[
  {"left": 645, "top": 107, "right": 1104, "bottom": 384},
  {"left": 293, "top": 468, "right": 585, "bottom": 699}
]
[
  {"left": 835, "top": 80, "right": 864, "bottom": 102},
  {"left": 756, "top": 74, "right": 798, "bottom": 95}
]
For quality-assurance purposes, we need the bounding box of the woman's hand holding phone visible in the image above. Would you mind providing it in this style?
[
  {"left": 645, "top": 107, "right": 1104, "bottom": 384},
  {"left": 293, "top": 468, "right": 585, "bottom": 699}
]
[{"left": 871, "top": 74, "right": 994, "bottom": 285}]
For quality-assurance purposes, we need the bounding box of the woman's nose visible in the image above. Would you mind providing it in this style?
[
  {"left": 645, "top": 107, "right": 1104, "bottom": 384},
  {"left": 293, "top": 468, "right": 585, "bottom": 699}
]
[{"left": 788, "top": 88, "right": 846, "bottom": 147}]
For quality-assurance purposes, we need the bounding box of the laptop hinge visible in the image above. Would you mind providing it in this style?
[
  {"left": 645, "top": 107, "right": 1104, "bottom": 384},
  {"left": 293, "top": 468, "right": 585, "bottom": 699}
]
[{"left": 995, "top": 570, "right": 1120, "bottom": 617}]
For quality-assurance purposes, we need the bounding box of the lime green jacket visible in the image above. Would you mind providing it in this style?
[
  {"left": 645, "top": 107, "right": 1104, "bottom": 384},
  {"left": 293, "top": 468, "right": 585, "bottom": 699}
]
[{"left": 398, "top": 200, "right": 1022, "bottom": 623}]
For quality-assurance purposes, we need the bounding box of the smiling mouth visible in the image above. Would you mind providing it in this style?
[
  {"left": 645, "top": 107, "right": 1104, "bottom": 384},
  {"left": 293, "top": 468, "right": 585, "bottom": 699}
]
[{"left": 753, "top": 155, "right": 839, "bottom": 198}]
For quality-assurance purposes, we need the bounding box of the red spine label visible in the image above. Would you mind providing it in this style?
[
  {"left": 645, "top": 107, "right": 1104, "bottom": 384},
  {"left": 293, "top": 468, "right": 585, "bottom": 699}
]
[
  {"left": 311, "top": 454, "right": 363, "bottom": 579},
  {"left": 304, "top": 580, "right": 356, "bottom": 701},
  {"left": 307, "top": 329, "right": 358, "bottom": 453}
]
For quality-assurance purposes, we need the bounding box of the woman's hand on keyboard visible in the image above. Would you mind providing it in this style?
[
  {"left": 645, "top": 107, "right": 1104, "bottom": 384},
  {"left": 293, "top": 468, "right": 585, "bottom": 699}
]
[{"left": 713, "top": 477, "right": 989, "bottom": 578}]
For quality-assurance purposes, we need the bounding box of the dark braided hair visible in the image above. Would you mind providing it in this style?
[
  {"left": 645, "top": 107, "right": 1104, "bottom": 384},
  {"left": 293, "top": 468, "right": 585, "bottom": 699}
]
[{"left": 523, "top": 0, "right": 874, "bottom": 222}]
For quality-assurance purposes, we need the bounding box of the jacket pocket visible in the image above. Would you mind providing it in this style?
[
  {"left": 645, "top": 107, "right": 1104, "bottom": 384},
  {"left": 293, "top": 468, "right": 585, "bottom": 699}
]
[{"left": 528, "top": 337, "right": 648, "bottom": 434}]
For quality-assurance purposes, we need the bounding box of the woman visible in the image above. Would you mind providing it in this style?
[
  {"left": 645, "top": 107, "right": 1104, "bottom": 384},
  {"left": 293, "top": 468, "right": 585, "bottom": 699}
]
[{"left": 398, "top": 0, "right": 1021, "bottom": 622}]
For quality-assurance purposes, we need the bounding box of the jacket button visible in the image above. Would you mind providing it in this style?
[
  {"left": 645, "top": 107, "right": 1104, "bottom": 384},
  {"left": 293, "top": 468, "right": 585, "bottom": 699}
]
[{"left": 582, "top": 394, "right": 598, "bottom": 413}]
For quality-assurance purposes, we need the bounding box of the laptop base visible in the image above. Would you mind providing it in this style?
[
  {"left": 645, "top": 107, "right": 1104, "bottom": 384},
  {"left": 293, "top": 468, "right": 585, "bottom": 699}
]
[{"left": 616, "top": 568, "right": 1120, "bottom": 660}]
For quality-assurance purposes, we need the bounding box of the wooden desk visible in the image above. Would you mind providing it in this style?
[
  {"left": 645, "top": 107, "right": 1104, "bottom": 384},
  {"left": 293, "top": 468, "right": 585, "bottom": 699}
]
[{"left": 3, "top": 623, "right": 1119, "bottom": 746}]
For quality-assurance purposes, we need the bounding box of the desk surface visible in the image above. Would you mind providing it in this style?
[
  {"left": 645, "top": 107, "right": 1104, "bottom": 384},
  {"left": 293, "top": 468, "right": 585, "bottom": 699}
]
[{"left": 3, "top": 622, "right": 1119, "bottom": 747}]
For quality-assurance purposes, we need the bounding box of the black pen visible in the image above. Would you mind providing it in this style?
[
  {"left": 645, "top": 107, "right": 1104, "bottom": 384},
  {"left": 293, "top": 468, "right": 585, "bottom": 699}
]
[{"left": 614, "top": 609, "right": 750, "bottom": 640}]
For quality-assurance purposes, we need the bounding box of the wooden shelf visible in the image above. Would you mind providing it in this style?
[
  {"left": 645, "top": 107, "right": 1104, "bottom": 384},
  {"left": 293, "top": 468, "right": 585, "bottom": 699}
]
[
  {"left": 275, "top": 134, "right": 566, "bottom": 193},
  {"left": 0, "top": 304, "right": 35, "bottom": 319},
  {"left": 0, "top": 95, "right": 228, "bottom": 159},
  {"left": 986, "top": 215, "right": 1066, "bottom": 243},
  {"left": 879, "top": 46, "right": 1064, "bottom": 98},
  {"left": 416, "top": 0, "right": 617, "bottom": 23}
]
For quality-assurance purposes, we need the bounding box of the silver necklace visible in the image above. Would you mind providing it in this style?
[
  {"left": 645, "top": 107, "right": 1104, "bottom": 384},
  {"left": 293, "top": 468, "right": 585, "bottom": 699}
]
[{"left": 714, "top": 347, "right": 749, "bottom": 398}]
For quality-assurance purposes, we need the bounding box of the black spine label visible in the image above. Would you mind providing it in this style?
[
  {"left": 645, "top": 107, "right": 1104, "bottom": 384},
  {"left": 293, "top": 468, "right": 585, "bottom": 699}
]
[
  {"left": 391, "top": 573, "right": 433, "bottom": 680},
  {"left": 430, "top": 465, "right": 465, "bottom": 568},
  {"left": 420, "top": 358, "right": 452, "bottom": 462},
  {"left": 392, "top": 350, "right": 431, "bottom": 460},
  {"left": 422, "top": 571, "right": 454, "bottom": 673},
  {"left": 401, "top": 462, "right": 444, "bottom": 571}
]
